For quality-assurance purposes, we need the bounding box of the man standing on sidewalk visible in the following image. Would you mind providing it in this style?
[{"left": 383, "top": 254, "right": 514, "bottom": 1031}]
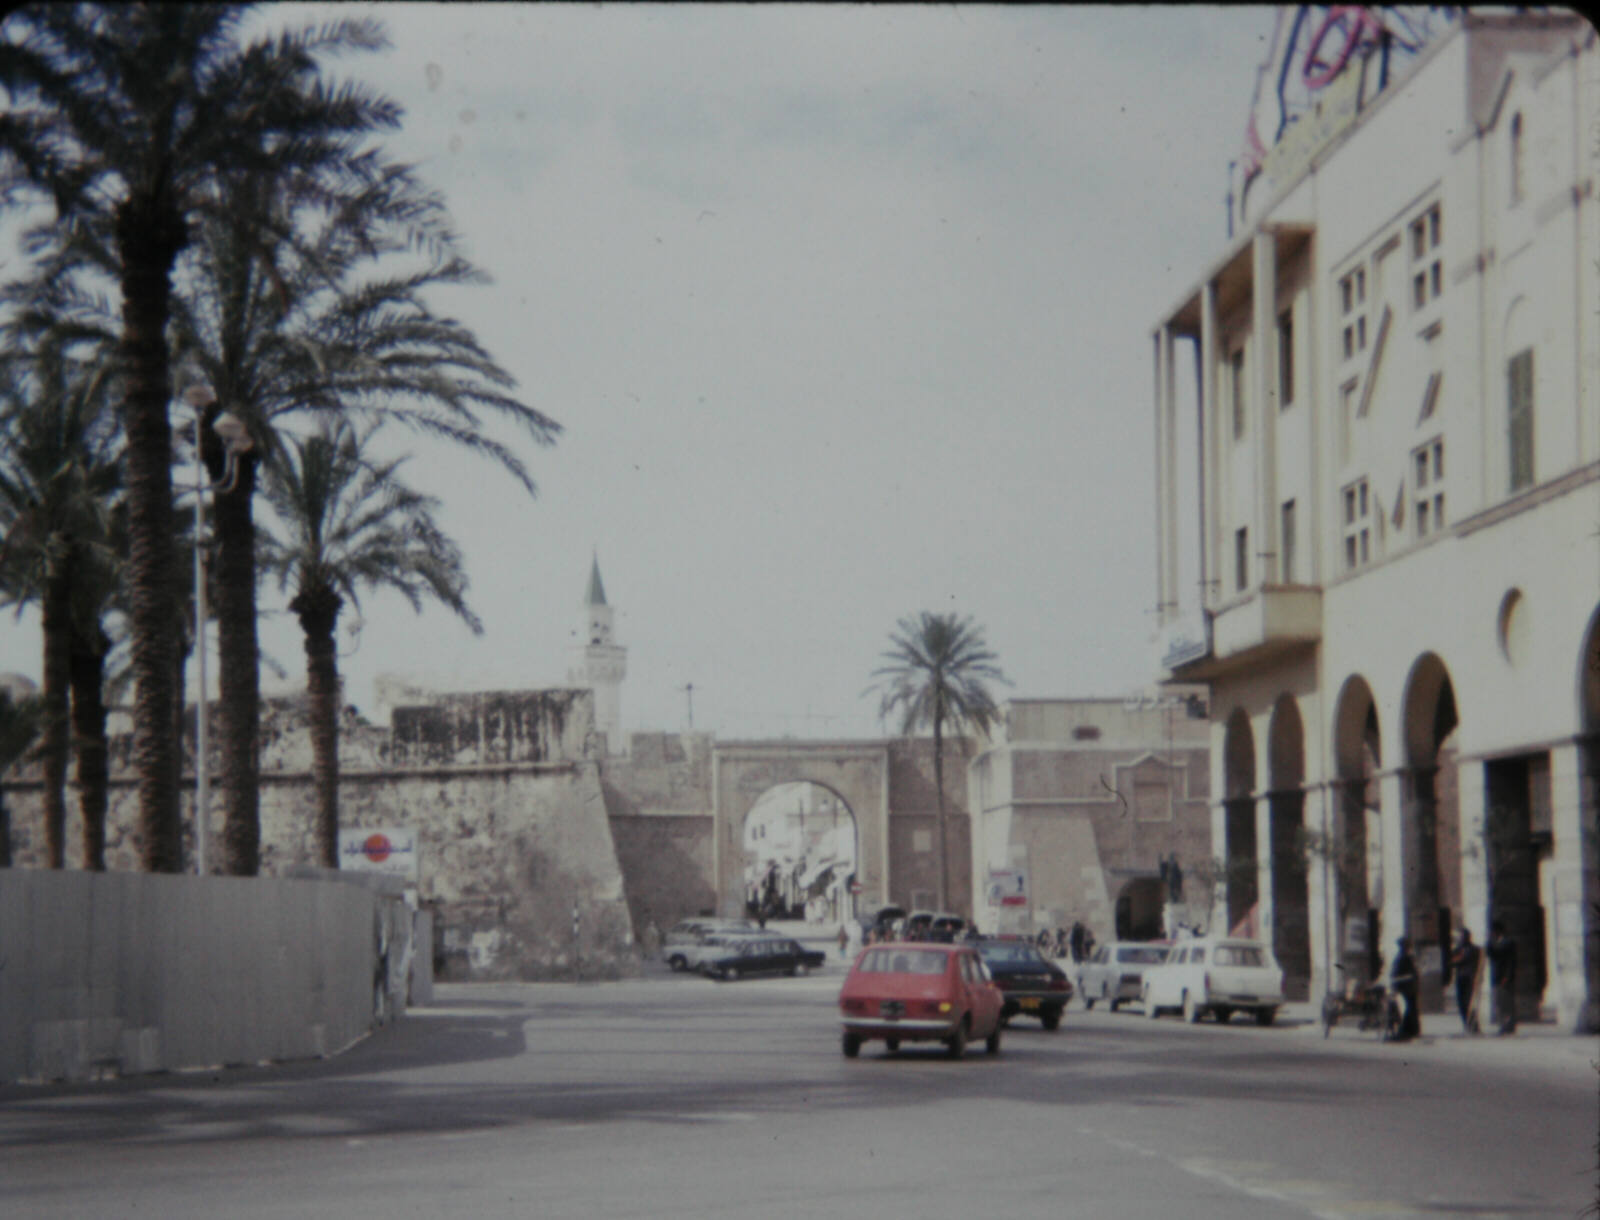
[
  {"left": 1451, "top": 928, "right": 1481, "bottom": 1034},
  {"left": 1487, "top": 921, "right": 1518, "bottom": 1035}
]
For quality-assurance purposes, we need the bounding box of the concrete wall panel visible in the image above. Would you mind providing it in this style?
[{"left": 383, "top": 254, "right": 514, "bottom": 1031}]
[{"left": 0, "top": 871, "right": 399, "bottom": 1084}]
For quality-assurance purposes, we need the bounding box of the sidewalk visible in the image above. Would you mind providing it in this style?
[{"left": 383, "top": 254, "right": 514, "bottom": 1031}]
[{"left": 1283, "top": 999, "right": 1598, "bottom": 1074}]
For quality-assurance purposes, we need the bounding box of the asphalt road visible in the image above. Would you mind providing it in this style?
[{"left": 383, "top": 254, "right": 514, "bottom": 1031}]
[{"left": 2, "top": 967, "right": 1595, "bottom": 1219}]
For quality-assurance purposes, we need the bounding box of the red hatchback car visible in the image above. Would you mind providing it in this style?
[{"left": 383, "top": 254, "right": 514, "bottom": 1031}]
[{"left": 837, "top": 943, "right": 1004, "bottom": 1058}]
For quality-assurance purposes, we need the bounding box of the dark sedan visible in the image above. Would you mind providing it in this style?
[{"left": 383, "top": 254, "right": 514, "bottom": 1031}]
[
  {"left": 701, "top": 937, "right": 827, "bottom": 981},
  {"left": 974, "top": 937, "right": 1073, "bottom": 1030}
]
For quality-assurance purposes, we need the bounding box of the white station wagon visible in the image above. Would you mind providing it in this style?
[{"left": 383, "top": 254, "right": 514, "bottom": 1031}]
[{"left": 1141, "top": 936, "right": 1284, "bottom": 1025}]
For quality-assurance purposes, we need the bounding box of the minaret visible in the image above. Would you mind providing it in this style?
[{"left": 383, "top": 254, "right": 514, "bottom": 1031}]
[{"left": 568, "top": 553, "right": 627, "bottom": 754}]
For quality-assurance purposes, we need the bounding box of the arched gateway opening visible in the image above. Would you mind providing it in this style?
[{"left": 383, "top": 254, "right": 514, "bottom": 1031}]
[
  {"left": 712, "top": 742, "right": 891, "bottom": 922},
  {"left": 743, "top": 782, "right": 859, "bottom": 926}
]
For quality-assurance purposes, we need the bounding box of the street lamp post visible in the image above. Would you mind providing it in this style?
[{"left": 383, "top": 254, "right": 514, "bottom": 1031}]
[{"left": 183, "top": 384, "right": 253, "bottom": 875}]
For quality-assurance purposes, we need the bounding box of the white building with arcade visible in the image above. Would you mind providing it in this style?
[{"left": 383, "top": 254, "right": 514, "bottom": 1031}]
[{"left": 1150, "top": 9, "right": 1599, "bottom": 1030}]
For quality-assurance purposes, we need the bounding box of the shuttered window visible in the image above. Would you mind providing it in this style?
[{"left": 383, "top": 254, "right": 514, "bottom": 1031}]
[{"left": 1507, "top": 348, "right": 1534, "bottom": 492}]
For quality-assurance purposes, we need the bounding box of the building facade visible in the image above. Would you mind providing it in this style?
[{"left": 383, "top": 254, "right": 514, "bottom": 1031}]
[
  {"left": 966, "top": 696, "right": 1213, "bottom": 956},
  {"left": 1152, "top": 12, "right": 1599, "bottom": 1029}
]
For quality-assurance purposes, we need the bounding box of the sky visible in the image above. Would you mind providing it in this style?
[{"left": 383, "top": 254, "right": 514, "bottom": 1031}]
[{"left": 0, "top": 4, "right": 1277, "bottom": 741}]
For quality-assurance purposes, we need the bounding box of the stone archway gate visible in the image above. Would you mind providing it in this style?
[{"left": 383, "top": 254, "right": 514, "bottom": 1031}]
[{"left": 711, "top": 741, "right": 891, "bottom": 919}]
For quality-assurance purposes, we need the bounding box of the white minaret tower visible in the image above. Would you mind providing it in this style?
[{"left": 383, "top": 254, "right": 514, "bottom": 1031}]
[{"left": 568, "top": 552, "right": 627, "bottom": 754}]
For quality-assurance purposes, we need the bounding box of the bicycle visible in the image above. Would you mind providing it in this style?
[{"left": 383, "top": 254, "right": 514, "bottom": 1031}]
[{"left": 1320, "top": 964, "right": 1403, "bottom": 1040}]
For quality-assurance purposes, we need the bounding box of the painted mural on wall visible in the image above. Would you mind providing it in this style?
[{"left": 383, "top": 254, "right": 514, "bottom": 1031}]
[{"left": 1231, "top": 6, "right": 1460, "bottom": 232}]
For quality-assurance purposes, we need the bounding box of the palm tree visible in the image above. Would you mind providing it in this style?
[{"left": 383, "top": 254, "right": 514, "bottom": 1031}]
[
  {"left": 170, "top": 166, "right": 557, "bottom": 875},
  {"left": 259, "top": 419, "right": 482, "bottom": 868},
  {"left": 0, "top": 4, "right": 403, "bottom": 871},
  {"left": 870, "top": 612, "right": 1009, "bottom": 912},
  {"left": 0, "top": 684, "right": 43, "bottom": 867},
  {"left": 0, "top": 285, "right": 121, "bottom": 868}
]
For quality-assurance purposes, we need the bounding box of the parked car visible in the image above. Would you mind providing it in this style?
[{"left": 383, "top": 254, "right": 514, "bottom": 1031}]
[
  {"left": 663, "top": 919, "right": 757, "bottom": 969},
  {"left": 701, "top": 937, "right": 827, "bottom": 981},
  {"left": 973, "top": 937, "right": 1073, "bottom": 1029},
  {"left": 837, "top": 943, "right": 1004, "bottom": 1058},
  {"left": 675, "top": 931, "right": 776, "bottom": 974},
  {"left": 1141, "top": 937, "right": 1284, "bottom": 1025},
  {"left": 1076, "top": 940, "right": 1171, "bottom": 1011},
  {"left": 929, "top": 913, "right": 966, "bottom": 942}
]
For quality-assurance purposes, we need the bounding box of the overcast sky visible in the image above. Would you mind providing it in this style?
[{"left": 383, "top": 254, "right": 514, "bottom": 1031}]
[{"left": 0, "top": 4, "right": 1275, "bottom": 741}]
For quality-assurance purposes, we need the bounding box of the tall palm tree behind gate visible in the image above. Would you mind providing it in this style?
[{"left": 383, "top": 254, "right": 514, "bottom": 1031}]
[{"left": 871, "top": 612, "right": 1009, "bottom": 913}]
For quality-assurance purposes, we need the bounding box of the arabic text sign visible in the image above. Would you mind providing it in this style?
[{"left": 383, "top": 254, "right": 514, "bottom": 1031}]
[{"left": 338, "top": 826, "right": 420, "bottom": 878}]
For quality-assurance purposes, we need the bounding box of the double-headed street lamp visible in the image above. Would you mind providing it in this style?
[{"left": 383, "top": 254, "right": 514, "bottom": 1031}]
[{"left": 182, "top": 384, "right": 254, "bottom": 875}]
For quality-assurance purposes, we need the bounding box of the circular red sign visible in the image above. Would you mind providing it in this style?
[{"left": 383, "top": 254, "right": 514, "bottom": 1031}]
[{"left": 362, "top": 833, "right": 392, "bottom": 863}]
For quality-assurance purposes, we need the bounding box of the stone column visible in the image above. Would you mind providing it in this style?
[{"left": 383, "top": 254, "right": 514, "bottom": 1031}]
[
  {"left": 1547, "top": 742, "right": 1592, "bottom": 1030},
  {"left": 1251, "top": 229, "right": 1279, "bottom": 587}
]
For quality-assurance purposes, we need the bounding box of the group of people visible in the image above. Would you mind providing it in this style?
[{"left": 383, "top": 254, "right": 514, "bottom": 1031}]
[{"left": 1387, "top": 921, "right": 1519, "bottom": 1041}]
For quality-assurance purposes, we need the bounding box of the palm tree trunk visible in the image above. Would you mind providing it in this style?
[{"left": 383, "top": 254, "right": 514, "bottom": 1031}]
[
  {"left": 174, "top": 634, "right": 190, "bottom": 870},
  {"left": 116, "top": 190, "right": 188, "bottom": 873},
  {"left": 933, "top": 706, "right": 946, "bottom": 913},
  {"left": 69, "top": 624, "right": 110, "bottom": 871},
  {"left": 39, "top": 558, "right": 72, "bottom": 869},
  {"left": 213, "top": 450, "right": 261, "bottom": 876},
  {"left": 293, "top": 585, "right": 343, "bottom": 869}
]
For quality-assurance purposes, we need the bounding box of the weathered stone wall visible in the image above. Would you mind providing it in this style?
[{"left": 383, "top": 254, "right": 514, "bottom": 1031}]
[{"left": 3, "top": 689, "right": 637, "bottom": 981}]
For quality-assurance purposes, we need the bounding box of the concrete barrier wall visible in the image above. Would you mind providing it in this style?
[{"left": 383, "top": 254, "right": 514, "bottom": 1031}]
[{"left": 0, "top": 870, "right": 399, "bottom": 1084}]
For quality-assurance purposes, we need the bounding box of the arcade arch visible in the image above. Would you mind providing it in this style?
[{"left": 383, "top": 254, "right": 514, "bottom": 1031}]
[
  {"left": 1332, "top": 675, "right": 1382, "bottom": 982},
  {"left": 1222, "top": 708, "right": 1258, "bottom": 935},
  {"left": 1400, "top": 652, "right": 1460, "bottom": 1013},
  {"left": 1268, "top": 694, "right": 1311, "bottom": 1000},
  {"left": 1579, "top": 605, "right": 1600, "bottom": 1027}
]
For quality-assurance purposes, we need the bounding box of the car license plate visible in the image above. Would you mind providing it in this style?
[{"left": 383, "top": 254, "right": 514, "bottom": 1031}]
[
  {"left": 881, "top": 1000, "right": 904, "bottom": 1020},
  {"left": 1020, "top": 998, "right": 1040, "bottom": 1010}
]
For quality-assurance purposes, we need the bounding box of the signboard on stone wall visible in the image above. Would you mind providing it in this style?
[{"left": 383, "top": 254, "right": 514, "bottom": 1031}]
[{"left": 339, "top": 826, "right": 420, "bottom": 879}]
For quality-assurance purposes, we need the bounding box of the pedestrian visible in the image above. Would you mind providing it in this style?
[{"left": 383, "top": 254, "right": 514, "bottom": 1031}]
[
  {"left": 1390, "top": 936, "right": 1420, "bottom": 1040},
  {"left": 837, "top": 924, "right": 849, "bottom": 959},
  {"left": 1069, "top": 920, "right": 1086, "bottom": 964},
  {"left": 1451, "top": 928, "right": 1482, "bottom": 1034},
  {"left": 1082, "top": 927, "right": 1096, "bottom": 961},
  {"left": 1487, "top": 920, "right": 1518, "bottom": 1035}
]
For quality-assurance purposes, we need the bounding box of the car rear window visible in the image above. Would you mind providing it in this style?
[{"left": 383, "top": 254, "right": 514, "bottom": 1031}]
[
  {"left": 858, "top": 948, "right": 949, "bottom": 975},
  {"left": 979, "top": 942, "right": 1043, "bottom": 966},
  {"left": 1214, "top": 945, "right": 1265, "bottom": 967},
  {"left": 1118, "top": 947, "right": 1168, "bottom": 964}
]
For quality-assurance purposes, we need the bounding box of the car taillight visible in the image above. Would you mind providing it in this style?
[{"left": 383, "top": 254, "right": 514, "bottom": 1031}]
[{"left": 1049, "top": 975, "right": 1070, "bottom": 991}]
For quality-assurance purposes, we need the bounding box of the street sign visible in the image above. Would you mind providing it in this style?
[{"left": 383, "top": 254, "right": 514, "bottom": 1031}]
[
  {"left": 986, "top": 868, "right": 1027, "bottom": 907},
  {"left": 849, "top": 880, "right": 863, "bottom": 894},
  {"left": 338, "top": 826, "right": 419, "bottom": 879}
]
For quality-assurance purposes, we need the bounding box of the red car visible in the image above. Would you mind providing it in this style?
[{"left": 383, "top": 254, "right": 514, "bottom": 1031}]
[{"left": 837, "top": 943, "right": 1004, "bottom": 1058}]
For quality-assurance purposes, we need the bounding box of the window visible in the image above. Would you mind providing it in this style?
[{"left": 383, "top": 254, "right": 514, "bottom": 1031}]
[
  {"left": 1134, "top": 780, "right": 1171, "bottom": 822},
  {"left": 1280, "top": 499, "right": 1296, "bottom": 583},
  {"left": 1410, "top": 203, "right": 1442, "bottom": 311},
  {"left": 1339, "top": 266, "right": 1366, "bottom": 360},
  {"left": 1413, "top": 438, "right": 1445, "bottom": 539},
  {"left": 1277, "top": 309, "right": 1294, "bottom": 407},
  {"left": 1230, "top": 348, "right": 1246, "bottom": 440},
  {"left": 1235, "top": 526, "right": 1249, "bottom": 591},
  {"left": 1509, "top": 113, "right": 1524, "bottom": 205},
  {"left": 1342, "top": 478, "right": 1371, "bottom": 571},
  {"left": 1508, "top": 347, "right": 1535, "bottom": 491},
  {"left": 1339, "top": 379, "right": 1359, "bottom": 462},
  {"left": 1417, "top": 370, "right": 1442, "bottom": 424}
]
